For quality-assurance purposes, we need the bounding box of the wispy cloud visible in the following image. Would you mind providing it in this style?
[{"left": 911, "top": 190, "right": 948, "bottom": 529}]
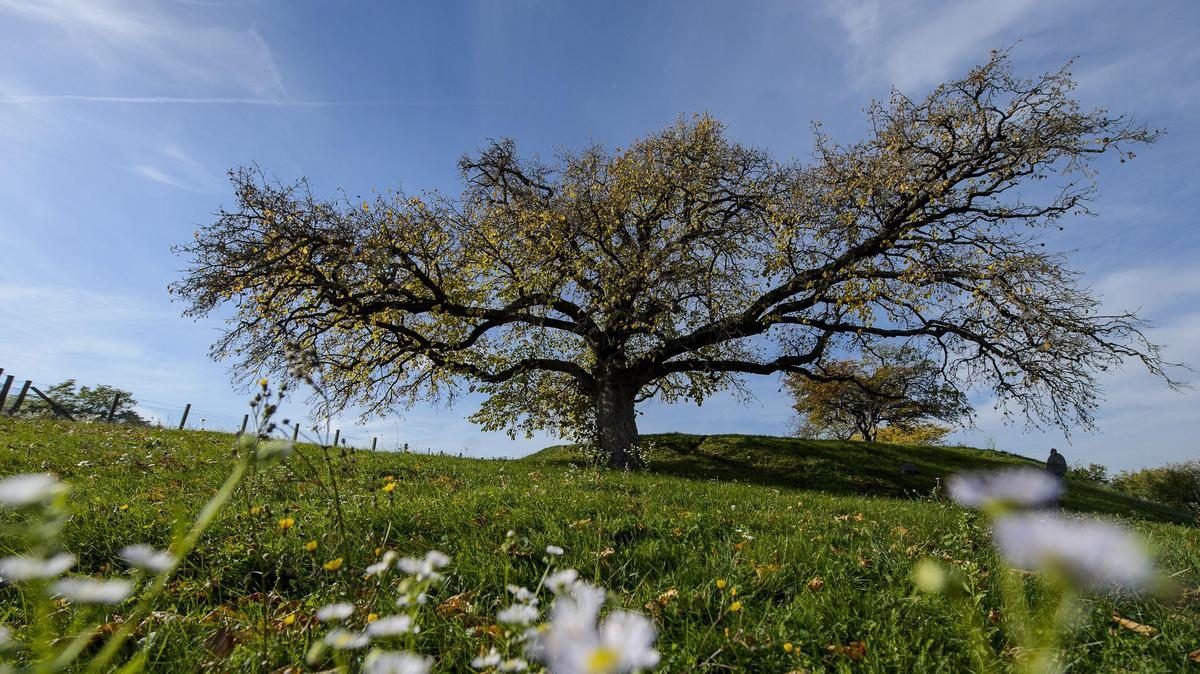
[
  {"left": 824, "top": 0, "right": 1049, "bottom": 91},
  {"left": 0, "top": 95, "right": 328, "bottom": 106},
  {"left": 0, "top": 0, "right": 286, "bottom": 99}
]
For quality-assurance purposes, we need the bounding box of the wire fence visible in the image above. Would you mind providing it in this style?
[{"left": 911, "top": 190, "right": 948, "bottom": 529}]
[{"left": 0, "top": 365, "right": 466, "bottom": 457}]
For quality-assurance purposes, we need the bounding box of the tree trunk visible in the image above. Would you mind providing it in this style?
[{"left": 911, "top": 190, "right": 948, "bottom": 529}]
[{"left": 594, "top": 381, "right": 642, "bottom": 470}]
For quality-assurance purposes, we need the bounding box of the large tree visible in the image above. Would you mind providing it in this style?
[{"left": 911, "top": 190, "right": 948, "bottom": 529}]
[
  {"left": 173, "top": 51, "right": 1173, "bottom": 469},
  {"left": 786, "top": 346, "right": 971, "bottom": 442}
]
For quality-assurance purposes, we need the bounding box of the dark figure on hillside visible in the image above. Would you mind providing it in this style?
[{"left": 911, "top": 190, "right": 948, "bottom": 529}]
[
  {"left": 1046, "top": 448, "right": 1068, "bottom": 478},
  {"left": 1046, "top": 448, "right": 1068, "bottom": 506}
]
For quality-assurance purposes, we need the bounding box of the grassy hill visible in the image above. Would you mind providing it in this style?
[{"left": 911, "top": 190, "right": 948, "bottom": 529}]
[
  {"left": 527, "top": 433, "right": 1190, "bottom": 524},
  {"left": 1, "top": 416, "right": 1198, "bottom": 672}
]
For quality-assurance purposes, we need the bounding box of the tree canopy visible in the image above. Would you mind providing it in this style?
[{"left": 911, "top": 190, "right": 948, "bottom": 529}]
[
  {"left": 786, "top": 346, "right": 971, "bottom": 442},
  {"left": 173, "top": 50, "right": 1172, "bottom": 468}
]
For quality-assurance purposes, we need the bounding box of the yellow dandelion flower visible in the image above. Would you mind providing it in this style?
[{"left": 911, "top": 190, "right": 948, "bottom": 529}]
[
  {"left": 304, "top": 540, "right": 318, "bottom": 553},
  {"left": 323, "top": 557, "right": 344, "bottom": 571},
  {"left": 374, "top": 547, "right": 383, "bottom": 557},
  {"left": 382, "top": 482, "right": 397, "bottom": 493},
  {"left": 250, "top": 506, "right": 262, "bottom": 516},
  {"left": 278, "top": 517, "right": 295, "bottom": 530},
  {"left": 730, "top": 586, "right": 738, "bottom": 597},
  {"left": 118, "top": 504, "right": 129, "bottom": 512},
  {"left": 281, "top": 613, "right": 296, "bottom": 626},
  {"left": 258, "top": 378, "right": 268, "bottom": 388},
  {"left": 783, "top": 642, "right": 794, "bottom": 653},
  {"left": 367, "top": 613, "right": 379, "bottom": 623},
  {"left": 729, "top": 600, "right": 743, "bottom": 613},
  {"left": 715, "top": 579, "right": 727, "bottom": 590}
]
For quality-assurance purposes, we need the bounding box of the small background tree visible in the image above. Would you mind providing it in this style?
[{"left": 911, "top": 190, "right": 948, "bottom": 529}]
[
  {"left": 786, "top": 345, "right": 971, "bottom": 442},
  {"left": 17, "top": 380, "right": 147, "bottom": 425}
]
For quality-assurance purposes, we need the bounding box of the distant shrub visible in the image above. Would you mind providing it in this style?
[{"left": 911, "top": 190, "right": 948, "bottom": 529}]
[
  {"left": 1112, "top": 461, "right": 1200, "bottom": 513},
  {"left": 874, "top": 424, "right": 953, "bottom": 446},
  {"left": 1066, "top": 462, "right": 1111, "bottom": 485}
]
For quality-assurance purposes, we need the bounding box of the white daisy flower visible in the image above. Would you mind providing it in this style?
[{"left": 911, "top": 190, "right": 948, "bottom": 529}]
[
  {"left": 526, "top": 582, "right": 659, "bottom": 674},
  {"left": 396, "top": 550, "right": 450, "bottom": 582},
  {"left": 506, "top": 584, "right": 539, "bottom": 605},
  {"left": 544, "top": 569, "right": 579, "bottom": 595},
  {"left": 471, "top": 648, "right": 502, "bottom": 668},
  {"left": 366, "top": 614, "right": 416, "bottom": 637},
  {"left": 0, "top": 474, "right": 67, "bottom": 507},
  {"left": 0, "top": 553, "right": 75, "bottom": 582},
  {"left": 120, "top": 544, "right": 176, "bottom": 573},
  {"left": 323, "top": 628, "right": 369, "bottom": 650},
  {"left": 497, "top": 604, "right": 539, "bottom": 626},
  {"left": 366, "top": 552, "right": 398, "bottom": 578},
  {"left": 363, "top": 650, "right": 433, "bottom": 674},
  {"left": 992, "top": 513, "right": 1155, "bottom": 591},
  {"left": 49, "top": 578, "right": 133, "bottom": 604},
  {"left": 316, "top": 602, "right": 355, "bottom": 622},
  {"left": 597, "top": 610, "right": 661, "bottom": 671},
  {"left": 948, "top": 468, "right": 1061, "bottom": 510},
  {"left": 396, "top": 593, "right": 429, "bottom": 608},
  {"left": 545, "top": 545, "right": 565, "bottom": 556}
]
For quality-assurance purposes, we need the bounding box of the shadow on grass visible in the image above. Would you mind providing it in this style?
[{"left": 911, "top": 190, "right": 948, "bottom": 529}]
[{"left": 528, "top": 433, "right": 1191, "bottom": 525}]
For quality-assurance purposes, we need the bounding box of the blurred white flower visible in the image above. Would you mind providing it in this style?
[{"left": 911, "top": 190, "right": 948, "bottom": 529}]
[
  {"left": 0, "top": 474, "right": 67, "bottom": 507},
  {"left": 363, "top": 650, "right": 433, "bottom": 674},
  {"left": 948, "top": 468, "right": 1060, "bottom": 510},
  {"left": 396, "top": 550, "right": 450, "bottom": 581},
  {"left": 499, "top": 658, "right": 529, "bottom": 672},
  {"left": 497, "top": 603, "right": 540, "bottom": 626},
  {"left": 120, "top": 544, "right": 176, "bottom": 573},
  {"left": 316, "top": 602, "right": 355, "bottom": 622},
  {"left": 545, "top": 545, "right": 565, "bottom": 556},
  {"left": 507, "top": 584, "right": 539, "bottom": 605},
  {"left": 0, "top": 625, "right": 13, "bottom": 649},
  {"left": 545, "top": 569, "right": 579, "bottom": 595},
  {"left": 468, "top": 647, "right": 501, "bottom": 666},
  {"left": 527, "top": 581, "right": 659, "bottom": 674},
  {"left": 992, "top": 513, "right": 1155, "bottom": 590},
  {"left": 366, "top": 551, "right": 399, "bottom": 577},
  {"left": 50, "top": 578, "right": 133, "bottom": 604},
  {"left": 366, "top": 614, "right": 416, "bottom": 637},
  {"left": 0, "top": 553, "right": 75, "bottom": 581},
  {"left": 323, "top": 628, "right": 369, "bottom": 650},
  {"left": 471, "top": 648, "right": 502, "bottom": 668},
  {"left": 255, "top": 440, "right": 294, "bottom": 463}
]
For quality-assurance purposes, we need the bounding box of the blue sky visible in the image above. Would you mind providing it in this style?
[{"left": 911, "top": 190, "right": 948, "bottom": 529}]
[{"left": 1, "top": 0, "right": 1196, "bottom": 470}]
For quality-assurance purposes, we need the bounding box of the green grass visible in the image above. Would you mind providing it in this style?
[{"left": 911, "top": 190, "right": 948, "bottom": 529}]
[{"left": 1, "top": 416, "right": 1198, "bottom": 672}]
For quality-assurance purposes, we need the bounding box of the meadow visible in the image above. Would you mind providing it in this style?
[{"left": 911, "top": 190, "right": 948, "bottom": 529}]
[{"left": 1, "top": 415, "right": 1198, "bottom": 672}]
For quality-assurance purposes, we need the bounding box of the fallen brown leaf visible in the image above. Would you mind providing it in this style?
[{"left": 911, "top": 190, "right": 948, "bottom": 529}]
[
  {"left": 1112, "top": 613, "right": 1157, "bottom": 637},
  {"left": 1188, "top": 647, "right": 1200, "bottom": 663},
  {"left": 204, "top": 627, "right": 237, "bottom": 658},
  {"left": 825, "top": 641, "right": 867, "bottom": 662},
  {"left": 807, "top": 576, "right": 825, "bottom": 592},
  {"left": 436, "top": 592, "right": 476, "bottom": 619}
]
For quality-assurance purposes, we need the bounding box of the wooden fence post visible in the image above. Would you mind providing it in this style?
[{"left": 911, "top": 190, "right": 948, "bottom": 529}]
[
  {"left": 332, "top": 429, "right": 340, "bottom": 448},
  {"left": 371, "top": 437, "right": 378, "bottom": 451},
  {"left": 238, "top": 414, "right": 249, "bottom": 436},
  {"left": 8, "top": 380, "right": 31, "bottom": 414},
  {"left": 29, "top": 386, "right": 75, "bottom": 421},
  {"left": 0, "top": 375, "right": 13, "bottom": 412},
  {"left": 177, "top": 403, "right": 191, "bottom": 430},
  {"left": 106, "top": 393, "right": 121, "bottom": 423}
]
